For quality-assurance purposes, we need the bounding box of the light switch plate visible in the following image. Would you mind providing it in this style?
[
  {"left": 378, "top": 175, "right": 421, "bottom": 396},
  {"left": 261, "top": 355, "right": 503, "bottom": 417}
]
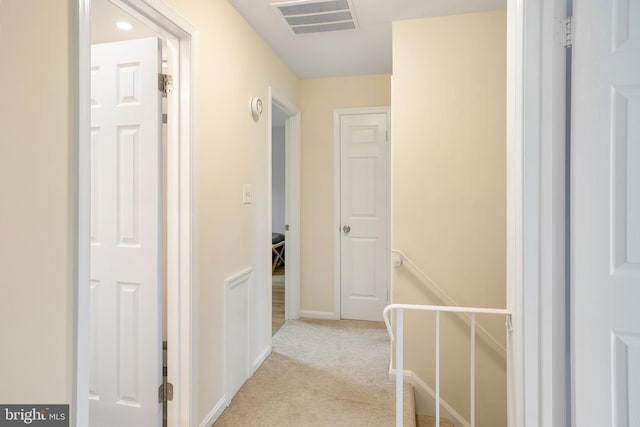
[{"left": 242, "top": 184, "right": 252, "bottom": 204}]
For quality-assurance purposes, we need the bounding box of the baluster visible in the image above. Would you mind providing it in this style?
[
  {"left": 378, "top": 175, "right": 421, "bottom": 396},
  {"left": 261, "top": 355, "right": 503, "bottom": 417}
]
[
  {"left": 436, "top": 310, "right": 440, "bottom": 426},
  {"left": 396, "top": 308, "right": 403, "bottom": 427},
  {"left": 471, "top": 313, "right": 476, "bottom": 427}
]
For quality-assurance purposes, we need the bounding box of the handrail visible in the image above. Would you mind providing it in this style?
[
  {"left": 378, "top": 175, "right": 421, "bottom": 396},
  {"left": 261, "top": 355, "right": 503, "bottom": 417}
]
[
  {"left": 392, "top": 249, "right": 459, "bottom": 308},
  {"left": 391, "top": 249, "right": 510, "bottom": 354},
  {"left": 383, "top": 303, "right": 511, "bottom": 427},
  {"left": 383, "top": 304, "right": 511, "bottom": 342}
]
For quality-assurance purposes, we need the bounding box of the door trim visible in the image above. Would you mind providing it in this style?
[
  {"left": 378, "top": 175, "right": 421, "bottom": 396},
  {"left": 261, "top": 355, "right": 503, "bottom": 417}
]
[
  {"left": 267, "top": 88, "right": 301, "bottom": 323},
  {"left": 75, "top": 1, "right": 197, "bottom": 426},
  {"left": 333, "top": 107, "right": 391, "bottom": 320},
  {"left": 507, "top": 0, "right": 569, "bottom": 425}
]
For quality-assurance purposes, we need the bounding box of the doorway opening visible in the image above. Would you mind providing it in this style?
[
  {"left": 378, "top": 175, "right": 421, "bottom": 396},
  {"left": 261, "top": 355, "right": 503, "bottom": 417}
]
[
  {"left": 268, "top": 88, "right": 301, "bottom": 335},
  {"left": 77, "top": 0, "right": 195, "bottom": 426},
  {"left": 90, "top": 4, "right": 167, "bottom": 425},
  {"left": 271, "top": 102, "right": 288, "bottom": 334}
]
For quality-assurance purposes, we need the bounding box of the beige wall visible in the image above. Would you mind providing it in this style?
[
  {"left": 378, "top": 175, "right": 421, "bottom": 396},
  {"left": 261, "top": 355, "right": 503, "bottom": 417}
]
[
  {"left": 392, "top": 10, "right": 507, "bottom": 425},
  {"left": 299, "top": 75, "right": 390, "bottom": 315},
  {"left": 162, "top": 0, "right": 298, "bottom": 422},
  {"left": 0, "top": 0, "right": 76, "bottom": 404}
]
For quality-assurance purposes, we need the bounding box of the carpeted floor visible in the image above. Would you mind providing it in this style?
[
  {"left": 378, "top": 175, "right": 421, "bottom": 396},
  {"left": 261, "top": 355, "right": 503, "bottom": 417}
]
[
  {"left": 213, "top": 319, "right": 415, "bottom": 427},
  {"left": 416, "top": 415, "right": 454, "bottom": 427}
]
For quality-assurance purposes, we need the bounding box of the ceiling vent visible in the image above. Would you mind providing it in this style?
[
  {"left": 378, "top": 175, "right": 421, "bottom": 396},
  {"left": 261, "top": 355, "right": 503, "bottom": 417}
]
[{"left": 272, "top": 0, "right": 357, "bottom": 35}]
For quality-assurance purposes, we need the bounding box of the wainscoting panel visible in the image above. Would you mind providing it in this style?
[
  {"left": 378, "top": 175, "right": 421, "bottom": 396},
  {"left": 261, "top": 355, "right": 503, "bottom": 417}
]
[{"left": 225, "top": 268, "right": 253, "bottom": 403}]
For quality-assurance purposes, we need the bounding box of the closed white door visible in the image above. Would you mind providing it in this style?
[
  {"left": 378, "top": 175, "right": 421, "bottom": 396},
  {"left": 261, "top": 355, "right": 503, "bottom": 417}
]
[
  {"left": 340, "top": 112, "right": 389, "bottom": 321},
  {"left": 572, "top": 0, "right": 640, "bottom": 425},
  {"left": 90, "top": 38, "right": 163, "bottom": 427}
]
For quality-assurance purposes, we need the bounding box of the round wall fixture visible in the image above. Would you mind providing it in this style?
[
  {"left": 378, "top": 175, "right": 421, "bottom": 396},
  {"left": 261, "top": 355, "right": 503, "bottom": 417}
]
[{"left": 250, "top": 97, "right": 263, "bottom": 121}]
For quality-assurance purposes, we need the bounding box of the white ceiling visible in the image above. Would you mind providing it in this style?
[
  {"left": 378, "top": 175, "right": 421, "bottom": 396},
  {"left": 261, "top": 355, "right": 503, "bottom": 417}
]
[
  {"left": 228, "top": 0, "right": 506, "bottom": 79},
  {"left": 91, "top": 0, "right": 159, "bottom": 44}
]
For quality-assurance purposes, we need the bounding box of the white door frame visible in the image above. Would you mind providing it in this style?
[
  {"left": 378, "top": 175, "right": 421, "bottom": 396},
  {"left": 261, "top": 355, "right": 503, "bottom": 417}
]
[
  {"left": 75, "top": 1, "right": 197, "bottom": 426},
  {"left": 333, "top": 107, "right": 391, "bottom": 320},
  {"left": 267, "top": 87, "right": 301, "bottom": 321},
  {"left": 508, "top": 0, "right": 569, "bottom": 425}
]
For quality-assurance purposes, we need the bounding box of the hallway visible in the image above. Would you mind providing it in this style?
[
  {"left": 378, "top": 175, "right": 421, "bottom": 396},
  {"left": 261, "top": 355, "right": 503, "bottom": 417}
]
[{"left": 213, "top": 319, "right": 413, "bottom": 426}]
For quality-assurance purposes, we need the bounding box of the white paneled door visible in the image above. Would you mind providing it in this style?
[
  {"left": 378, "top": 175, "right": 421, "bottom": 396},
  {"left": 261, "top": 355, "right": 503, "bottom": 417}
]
[
  {"left": 90, "top": 38, "right": 163, "bottom": 427},
  {"left": 340, "top": 112, "right": 389, "bottom": 321},
  {"left": 572, "top": 0, "right": 640, "bottom": 425}
]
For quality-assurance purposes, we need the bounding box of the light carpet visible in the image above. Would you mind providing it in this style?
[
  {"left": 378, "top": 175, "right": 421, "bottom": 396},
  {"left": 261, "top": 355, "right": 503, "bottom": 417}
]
[
  {"left": 416, "top": 415, "right": 454, "bottom": 427},
  {"left": 213, "top": 319, "right": 415, "bottom": 427}
]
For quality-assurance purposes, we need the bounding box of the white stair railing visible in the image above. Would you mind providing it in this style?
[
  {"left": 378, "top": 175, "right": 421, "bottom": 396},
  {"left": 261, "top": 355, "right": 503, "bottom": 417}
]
[
  {"left": 383, "top": 304, "right": 511, "bottom": 427},
  {"left": 391, "top": 249, "right": 507, "bottom": 356}
]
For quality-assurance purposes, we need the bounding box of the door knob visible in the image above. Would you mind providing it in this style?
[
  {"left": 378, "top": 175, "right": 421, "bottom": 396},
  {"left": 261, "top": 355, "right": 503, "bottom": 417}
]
[{"left": 343, "top": 225, "right": 351, "bottom": 234}]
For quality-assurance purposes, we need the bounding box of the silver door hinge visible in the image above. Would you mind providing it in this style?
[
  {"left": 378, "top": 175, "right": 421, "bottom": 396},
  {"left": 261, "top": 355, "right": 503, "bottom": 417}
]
[
  {"left": 385, "top": 130, "right": 389, "bottom": 142},
  {"left": 561, "top": 16, "right": 574, "bottom": 48},
  {"left": 158, "top": 381, "right": 174, "bottom": 403},
  {"left": 158, "top": 74, "right": 173, "bottom": 97}
]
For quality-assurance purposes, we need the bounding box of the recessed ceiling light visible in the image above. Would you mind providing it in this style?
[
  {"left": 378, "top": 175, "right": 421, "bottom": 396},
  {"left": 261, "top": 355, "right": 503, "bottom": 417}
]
[{"left": 116, "top": 21, "right": 133, "bottom": 31}]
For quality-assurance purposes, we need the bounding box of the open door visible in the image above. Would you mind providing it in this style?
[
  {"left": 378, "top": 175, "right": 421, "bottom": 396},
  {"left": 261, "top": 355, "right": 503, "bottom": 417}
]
[
  {"left": 89, "top": 37, "right": 163, "bottom": 427},
  {"left": 572, "top": 0, "right": 640, "bottom": 424}
]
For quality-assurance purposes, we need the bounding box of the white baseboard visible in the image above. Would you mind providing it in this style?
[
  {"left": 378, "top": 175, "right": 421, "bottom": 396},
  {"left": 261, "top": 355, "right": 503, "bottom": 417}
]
[
  {"left": 299, "top": 310, "right": 340, "bottom": 320},
  {"left": 198, "top": 395, "right": 228, "bottom": 427},
  {"left": 252, "top": 345, "right": 271, "bottom": 374},
  {"left": 389, "top": 368, "right": 470, "bottom": 427}
]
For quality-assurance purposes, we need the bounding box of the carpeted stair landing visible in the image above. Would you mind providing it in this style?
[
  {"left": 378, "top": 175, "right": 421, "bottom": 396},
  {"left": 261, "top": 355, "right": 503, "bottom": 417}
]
[
  {"left": 416, "top": 415, "right": 455, "bottom": 427},
  {"left": 213, "top": 319, "right": 417, "bottom": 426}
]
